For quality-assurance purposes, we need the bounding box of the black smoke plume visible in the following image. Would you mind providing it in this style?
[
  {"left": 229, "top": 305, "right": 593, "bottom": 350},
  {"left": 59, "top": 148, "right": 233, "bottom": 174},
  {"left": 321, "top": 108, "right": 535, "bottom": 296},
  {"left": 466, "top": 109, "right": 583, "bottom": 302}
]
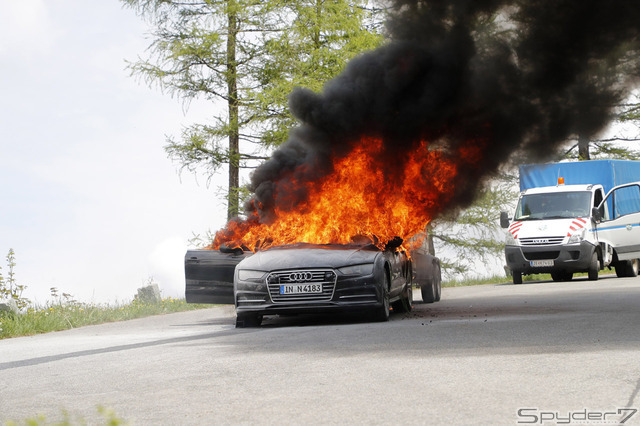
[{"left": 244, "top": 0, "right": 640, "bottom": 228}]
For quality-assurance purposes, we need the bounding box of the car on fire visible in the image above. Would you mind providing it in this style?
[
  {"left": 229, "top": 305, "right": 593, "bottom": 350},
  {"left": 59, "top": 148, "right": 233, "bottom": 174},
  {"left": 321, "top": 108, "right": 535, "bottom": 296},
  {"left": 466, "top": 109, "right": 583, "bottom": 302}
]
[{"left": 185, "top": 237, "right": 441, "bottom": 328}]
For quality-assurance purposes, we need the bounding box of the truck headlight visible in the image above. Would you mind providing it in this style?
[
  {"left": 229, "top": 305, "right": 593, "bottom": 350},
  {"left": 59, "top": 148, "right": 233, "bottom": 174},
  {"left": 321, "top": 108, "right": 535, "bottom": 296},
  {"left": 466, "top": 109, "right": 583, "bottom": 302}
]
[
  {"left": 505, "top": 233, "right": 518, "bottom": 246},
  {"left": 567, "top": 228, "right": 586, "bottom": 244}
]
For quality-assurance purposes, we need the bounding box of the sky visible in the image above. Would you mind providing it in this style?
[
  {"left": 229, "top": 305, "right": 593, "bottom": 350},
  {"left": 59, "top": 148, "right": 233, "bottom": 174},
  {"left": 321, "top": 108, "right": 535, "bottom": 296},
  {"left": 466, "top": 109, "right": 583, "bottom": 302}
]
[{"left": 0, "top": 1, "right": 230, "bottom": 304}]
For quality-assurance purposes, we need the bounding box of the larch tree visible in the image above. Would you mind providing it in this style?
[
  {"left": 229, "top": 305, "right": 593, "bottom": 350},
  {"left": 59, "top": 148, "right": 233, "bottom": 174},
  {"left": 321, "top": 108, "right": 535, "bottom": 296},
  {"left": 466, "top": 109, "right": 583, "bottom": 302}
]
[{"left": 122, "top": 0, "right": 384, "bottom": 220}]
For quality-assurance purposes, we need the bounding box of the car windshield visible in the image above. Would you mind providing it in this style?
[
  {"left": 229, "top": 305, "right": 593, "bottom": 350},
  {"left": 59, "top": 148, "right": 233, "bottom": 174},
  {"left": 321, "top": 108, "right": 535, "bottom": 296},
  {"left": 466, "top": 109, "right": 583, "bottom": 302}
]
[{"left": 514, "top": 191, "right": 591, "bottom": 221}]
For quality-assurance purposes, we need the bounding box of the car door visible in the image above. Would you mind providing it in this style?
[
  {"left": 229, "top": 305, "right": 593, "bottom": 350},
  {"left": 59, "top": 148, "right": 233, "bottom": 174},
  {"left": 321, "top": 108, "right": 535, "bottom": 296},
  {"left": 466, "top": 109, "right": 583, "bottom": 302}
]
[
  {"left": 595, "top": 182, "right": 640, "bottom": 260},
  {"left": 184, "top": 249, "right": 249, "bottom": 304}
]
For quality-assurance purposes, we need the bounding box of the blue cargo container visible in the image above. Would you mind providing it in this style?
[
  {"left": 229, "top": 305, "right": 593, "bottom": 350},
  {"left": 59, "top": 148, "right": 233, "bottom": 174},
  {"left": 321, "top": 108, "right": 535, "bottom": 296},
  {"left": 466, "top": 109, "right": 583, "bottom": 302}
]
[{"left": 519, "top": 160, "right": 640, "bottom": 194}]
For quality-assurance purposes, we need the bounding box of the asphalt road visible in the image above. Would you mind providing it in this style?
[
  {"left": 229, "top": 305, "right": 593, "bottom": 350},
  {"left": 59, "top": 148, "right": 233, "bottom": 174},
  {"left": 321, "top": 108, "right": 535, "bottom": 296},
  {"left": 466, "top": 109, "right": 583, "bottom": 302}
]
[{"left": 2, "top": 276, "right": 640, "bottom": 425}]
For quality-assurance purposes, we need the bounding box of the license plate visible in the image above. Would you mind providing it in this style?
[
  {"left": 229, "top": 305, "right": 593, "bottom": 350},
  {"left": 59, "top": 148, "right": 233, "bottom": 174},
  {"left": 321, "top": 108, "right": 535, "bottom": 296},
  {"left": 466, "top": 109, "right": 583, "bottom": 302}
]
[
  {"left": 530, "top": 260, "right": 554, "bottom": 267},
  {"left": 280, "top": 284, "right": 322, "bottom": 294}
]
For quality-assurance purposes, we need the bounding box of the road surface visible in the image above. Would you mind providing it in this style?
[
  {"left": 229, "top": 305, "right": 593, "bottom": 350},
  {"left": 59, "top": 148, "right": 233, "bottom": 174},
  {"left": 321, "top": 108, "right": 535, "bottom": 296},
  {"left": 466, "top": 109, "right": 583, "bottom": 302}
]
[{"left": 1, "top": 276, "right": 640, "bottom": 425}]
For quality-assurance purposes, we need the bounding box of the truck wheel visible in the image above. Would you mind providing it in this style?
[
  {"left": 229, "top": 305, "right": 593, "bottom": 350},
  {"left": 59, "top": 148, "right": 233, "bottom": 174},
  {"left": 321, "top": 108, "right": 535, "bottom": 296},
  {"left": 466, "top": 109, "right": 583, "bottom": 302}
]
[
  {"left": 235, "top": 312, "right": 263, "bottom": 328},
  {"left": 619, "top": 259, "right": 639, "bottom": 278},
  {"left": 512, "top": 271, "right": 523, "bottom": 284},
  {"left": 588, "top": 251, "right": 599, "bottom": 281}
]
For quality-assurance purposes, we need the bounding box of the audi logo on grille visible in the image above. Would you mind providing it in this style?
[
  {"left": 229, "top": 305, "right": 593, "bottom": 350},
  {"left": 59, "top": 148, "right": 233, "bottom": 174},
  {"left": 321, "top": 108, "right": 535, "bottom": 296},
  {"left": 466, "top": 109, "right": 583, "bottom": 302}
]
[{"left": 289, "top": 272, "right": 313, "bottom": 282}]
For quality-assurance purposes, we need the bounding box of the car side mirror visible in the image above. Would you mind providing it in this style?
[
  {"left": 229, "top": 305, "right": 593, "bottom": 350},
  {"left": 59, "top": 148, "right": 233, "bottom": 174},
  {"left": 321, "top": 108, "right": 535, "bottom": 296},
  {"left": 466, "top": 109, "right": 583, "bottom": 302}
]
[{"left": 500, "top": 211, "right": 510, "bottom": 229}]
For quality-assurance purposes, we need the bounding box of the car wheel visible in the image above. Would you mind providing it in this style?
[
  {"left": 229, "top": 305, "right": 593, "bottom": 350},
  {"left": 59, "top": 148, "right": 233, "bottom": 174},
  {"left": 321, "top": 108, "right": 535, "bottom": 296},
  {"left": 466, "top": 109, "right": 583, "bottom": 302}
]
[
  {"left": 392, "top": 284, "right": 413, "bottom": 313},
  {"left": 235, "top": 312, "right": 263, "bottom": 328},
  {"left": 372, "top": 272, "right": 390, "bottom": 322},
  {"left": 434, "top": 263, "right": 442, "bottom": 302},
  {"left": 550, "top": 272, "right": 562, "bottom": 282},
  {"left": 421, "top": 278, "right": 436, "bottom": 303},
  {"left": 512, "top": 271, "right": 523, "bottom": 284},
  {"left": 588, "top": 251, "right": 599, "bottom": 281}
]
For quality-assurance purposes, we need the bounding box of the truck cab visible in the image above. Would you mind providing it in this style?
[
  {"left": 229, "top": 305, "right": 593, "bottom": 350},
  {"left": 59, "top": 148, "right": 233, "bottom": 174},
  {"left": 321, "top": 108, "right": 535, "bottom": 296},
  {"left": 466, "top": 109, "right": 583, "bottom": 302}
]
[
  {"left": 502, "top": 183, "right": 604, "bottom": 283},
  {"left": 502, "top": 178, "right": 640, "bottom": 284}
]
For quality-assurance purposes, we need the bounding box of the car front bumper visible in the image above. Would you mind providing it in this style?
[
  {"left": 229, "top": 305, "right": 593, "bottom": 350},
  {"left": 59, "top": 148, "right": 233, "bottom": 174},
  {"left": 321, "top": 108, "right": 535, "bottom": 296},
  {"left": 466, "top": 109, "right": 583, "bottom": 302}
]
[{"left": 235, "top": 274, "right": 384, "bottom": 316}]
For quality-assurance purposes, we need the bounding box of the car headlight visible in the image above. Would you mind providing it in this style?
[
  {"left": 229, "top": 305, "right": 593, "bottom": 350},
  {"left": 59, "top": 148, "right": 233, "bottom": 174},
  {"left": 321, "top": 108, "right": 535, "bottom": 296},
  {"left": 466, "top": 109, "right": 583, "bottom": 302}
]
[
  {"left": 337, "top": 263, "right": 374, "bottom": 276},
  {"left": 237, "top": 269, "right": 267, "bottom": 282},
  {"left": 567, "top": 228, "right": 586, "bottom": 244}
]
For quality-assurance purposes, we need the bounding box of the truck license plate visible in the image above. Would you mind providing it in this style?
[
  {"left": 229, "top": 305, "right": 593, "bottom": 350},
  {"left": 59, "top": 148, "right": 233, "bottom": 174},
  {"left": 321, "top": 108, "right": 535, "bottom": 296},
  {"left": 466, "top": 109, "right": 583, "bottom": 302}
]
[
  {"left": 280, "top": 284, "right": 322, "bottom": 294},
  {"left": 530, "top": 260, "right": 554, "bottom": 267}
]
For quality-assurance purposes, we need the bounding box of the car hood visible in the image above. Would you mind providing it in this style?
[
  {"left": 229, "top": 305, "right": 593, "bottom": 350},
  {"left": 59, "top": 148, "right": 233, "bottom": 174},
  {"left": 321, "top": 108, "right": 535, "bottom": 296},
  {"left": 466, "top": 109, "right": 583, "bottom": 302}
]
[{"left": 236, "top": 243, "right": 381, "bottom": 271}]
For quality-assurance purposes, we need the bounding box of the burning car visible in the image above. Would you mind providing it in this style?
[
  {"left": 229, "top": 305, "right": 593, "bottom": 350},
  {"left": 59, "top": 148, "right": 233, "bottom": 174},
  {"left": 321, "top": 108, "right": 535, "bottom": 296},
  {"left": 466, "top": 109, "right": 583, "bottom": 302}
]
[{"left": 185, "top": 238, "right": 441, "bottom": 328}]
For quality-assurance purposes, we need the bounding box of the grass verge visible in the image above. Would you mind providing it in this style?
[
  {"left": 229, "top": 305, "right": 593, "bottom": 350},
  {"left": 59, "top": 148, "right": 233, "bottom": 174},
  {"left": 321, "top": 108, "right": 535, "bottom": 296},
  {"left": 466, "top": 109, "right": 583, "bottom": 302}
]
[
  {"left": 443, "top": 275, "right": 511, "bottom": 287},
  {"left": 0, "top": 297, "right": 211, "bottom": 340},
  {"left": 444, "top": 269, "right": 615, "bottom": 287}
]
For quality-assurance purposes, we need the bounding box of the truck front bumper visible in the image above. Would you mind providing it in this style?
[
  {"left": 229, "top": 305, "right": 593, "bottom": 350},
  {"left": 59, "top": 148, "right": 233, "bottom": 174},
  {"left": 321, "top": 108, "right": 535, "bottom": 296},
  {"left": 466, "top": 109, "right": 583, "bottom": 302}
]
[{"left": 505, "top": 240, "right": 596, "bottom": 275}]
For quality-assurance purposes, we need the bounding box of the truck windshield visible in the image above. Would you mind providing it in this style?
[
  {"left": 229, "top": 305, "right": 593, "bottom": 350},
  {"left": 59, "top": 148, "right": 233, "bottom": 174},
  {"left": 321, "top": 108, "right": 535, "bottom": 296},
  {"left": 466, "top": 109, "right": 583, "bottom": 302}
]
[{"left": 514, "top": 191, "right": 592, "bottom": 221}]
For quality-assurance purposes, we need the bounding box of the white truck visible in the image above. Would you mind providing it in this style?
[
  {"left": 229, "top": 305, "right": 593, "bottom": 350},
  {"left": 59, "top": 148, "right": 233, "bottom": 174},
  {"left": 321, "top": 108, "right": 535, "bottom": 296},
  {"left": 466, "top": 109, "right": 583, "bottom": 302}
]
[{"left": 500, "top": 160, "right": 640, "bottom": 284}]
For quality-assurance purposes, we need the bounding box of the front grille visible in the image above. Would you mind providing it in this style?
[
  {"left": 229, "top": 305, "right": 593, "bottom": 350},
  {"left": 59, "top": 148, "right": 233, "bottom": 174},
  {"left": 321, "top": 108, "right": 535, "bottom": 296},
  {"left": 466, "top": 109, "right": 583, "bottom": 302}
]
[
  {"left": 524, "top": 251, "right": 560, "bottom": 261},
  {"left": 267, "top": 269, "right": 336, "bottom": 303},
  {"left": 520, "top": 236, "right": 565, "bottom": 246}
]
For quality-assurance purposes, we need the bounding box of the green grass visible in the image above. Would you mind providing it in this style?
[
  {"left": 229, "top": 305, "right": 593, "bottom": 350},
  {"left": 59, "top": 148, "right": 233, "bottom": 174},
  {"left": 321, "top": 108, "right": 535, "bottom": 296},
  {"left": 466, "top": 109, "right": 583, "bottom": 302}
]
[
  {"left": 4, "top": 405, "right": 127, "bottom": 426},
  {"left": 444, "top": 269, "right": 616, "bottom": 287},
  {"left": 0, "top": 297, "right": 211, "bottom": 340},
  {"left": 443, "top": 274, "right": 514, "bottom": 287}
]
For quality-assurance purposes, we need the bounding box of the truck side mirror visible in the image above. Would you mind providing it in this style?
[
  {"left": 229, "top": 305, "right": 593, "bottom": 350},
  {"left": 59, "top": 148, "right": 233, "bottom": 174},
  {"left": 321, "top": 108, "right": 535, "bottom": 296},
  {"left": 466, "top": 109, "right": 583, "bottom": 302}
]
[
  {"left": 591, "top": 207, "right": 602, "bottom": 222},
  {"left": 500, "top": 211, "right": 510, "bottom": 228}
]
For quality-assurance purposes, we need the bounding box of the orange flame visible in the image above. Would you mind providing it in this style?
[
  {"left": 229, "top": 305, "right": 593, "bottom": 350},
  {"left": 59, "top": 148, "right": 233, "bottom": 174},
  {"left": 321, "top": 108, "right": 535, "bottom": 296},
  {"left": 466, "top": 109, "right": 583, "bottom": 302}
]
[{"left": 212, "top": 136, "right": 484, "bottom": 251}]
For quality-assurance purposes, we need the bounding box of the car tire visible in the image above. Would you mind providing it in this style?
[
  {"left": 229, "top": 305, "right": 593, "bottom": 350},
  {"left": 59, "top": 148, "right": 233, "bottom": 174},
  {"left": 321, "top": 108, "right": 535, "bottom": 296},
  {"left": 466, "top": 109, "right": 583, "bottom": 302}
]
[
  {"left": 235, "top": 312, "right": 263, "bottom": 328},
  {"left": 421, "top": 278, "right": 436, "bottom": 303},
  {"left": 512, "top": 271, "right": 523, "bottom": 284},
  {"left": 372, "top": 273, "right": 390, "bottom": 322},
  {"left": 392, "top": 284, "right": 413, "bottom": 313},
  {"left": 433, "top": 262, "right": 442, "bottom": 302},
  {"left": 588, "top": 251, "right": 599, "bottom": 281},
  {"left": 421, "top": 260, "right": 441, "bottom": 303}
]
